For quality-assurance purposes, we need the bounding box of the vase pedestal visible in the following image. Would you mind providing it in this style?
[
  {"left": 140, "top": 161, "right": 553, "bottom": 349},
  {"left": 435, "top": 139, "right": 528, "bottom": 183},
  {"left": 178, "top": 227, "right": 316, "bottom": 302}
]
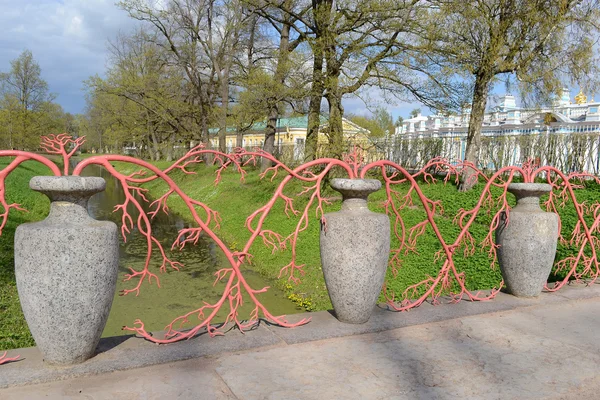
[
  {"left": 320, "top": 179, "right": 390, "bottom": 324},
  {"left": 496, "top": 183, "right": 558, "bottom": 297},
  {"left": 15, "top": 176, "right": 119, "bottom": 365}
]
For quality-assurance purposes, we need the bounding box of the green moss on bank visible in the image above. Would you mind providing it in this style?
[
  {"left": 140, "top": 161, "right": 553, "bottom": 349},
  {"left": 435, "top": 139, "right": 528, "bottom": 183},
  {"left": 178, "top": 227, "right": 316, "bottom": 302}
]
[
  {"left": 112, "top": 161, "right": 507, "bottom": 312},
  {"left": 113, "top": 161, "right": 335, "bottom": 311}
]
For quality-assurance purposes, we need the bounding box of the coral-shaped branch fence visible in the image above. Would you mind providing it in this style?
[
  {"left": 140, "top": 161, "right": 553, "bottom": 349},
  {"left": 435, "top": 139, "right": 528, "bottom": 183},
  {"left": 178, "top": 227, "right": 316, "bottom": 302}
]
[
  {"left": 0, "top": 352, "right": 20, "bottom": 365},
  {"left": 1, "top": 134, "right": 600, "bottom": 356}
]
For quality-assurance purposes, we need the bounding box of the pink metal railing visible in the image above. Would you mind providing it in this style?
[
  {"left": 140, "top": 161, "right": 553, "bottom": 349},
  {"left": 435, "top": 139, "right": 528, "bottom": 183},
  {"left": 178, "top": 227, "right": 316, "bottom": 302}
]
[
  {"left": 0, "top": 352, "right": 20, "bottom": 365},
  {"left": 1, "top": 134, "right": 599, "bottom": 363}
]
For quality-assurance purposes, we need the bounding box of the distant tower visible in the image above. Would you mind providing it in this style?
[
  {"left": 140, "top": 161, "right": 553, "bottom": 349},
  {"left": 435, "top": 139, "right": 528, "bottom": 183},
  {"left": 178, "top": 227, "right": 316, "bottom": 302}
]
[
  {"left": 575, "top": 89, "right": 587, "bottom": 105},
  {"left": 553, "top": 88, "right": 571, "bottom": 107},
  {"left": 499, "top": 94, "right": 516, "bottom": 111}
]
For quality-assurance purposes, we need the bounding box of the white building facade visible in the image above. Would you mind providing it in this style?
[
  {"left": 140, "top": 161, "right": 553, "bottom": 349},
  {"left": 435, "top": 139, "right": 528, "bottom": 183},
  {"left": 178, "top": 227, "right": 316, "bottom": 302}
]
[{"left": 393, "top": 89, "right": 600, "bottom": 173}]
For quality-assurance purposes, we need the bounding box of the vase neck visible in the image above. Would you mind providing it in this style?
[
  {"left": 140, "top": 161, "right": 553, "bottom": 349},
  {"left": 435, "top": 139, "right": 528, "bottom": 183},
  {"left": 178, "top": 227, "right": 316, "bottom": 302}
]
[
  {"left": 514, "top": 195, "right": 542, "bottom": 211},
  {"left": 330, "top": 178, "right": 381, "bottom": 212},
  {"left": 28, "top": 176, "right": 105, "bottom": 222},
  {"left": 44, "top": 192, "right": 94, "bottom": 207},
  {"left": 46, "top": 198, "right": 92, "bottom": 221},
  {"left": 507, "top": 183, "right": 551, "bottom": 212},
  {"left": 341, "top": 197, "right": 369, "bottom": 211}
]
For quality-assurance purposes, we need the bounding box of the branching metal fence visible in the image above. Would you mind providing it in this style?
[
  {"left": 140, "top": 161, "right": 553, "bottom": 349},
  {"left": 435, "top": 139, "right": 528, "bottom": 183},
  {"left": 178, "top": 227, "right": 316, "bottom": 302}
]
[{"left": 1, "top": 134, "right": 600, "bottom": 364}]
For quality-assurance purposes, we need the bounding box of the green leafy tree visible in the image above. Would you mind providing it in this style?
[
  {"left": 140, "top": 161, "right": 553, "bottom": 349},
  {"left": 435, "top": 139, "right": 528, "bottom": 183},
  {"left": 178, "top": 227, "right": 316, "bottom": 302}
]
[
  {"left": 0, "top": 50, "right": 57, "bottom": 149},
  {"left": 261, "top": 0, "right": 456, "bottom": 159},
  {"left": 119, "top": 0, "right": 254, "bottom": 153},
  {"left": 395, "top": 115, "right": 404, "bottom": 127},
  {"left": 310, "top": 0, "right": 427, "bottom": 157},
  {"left": 428, "top": 0, "right": 600, "bottom": 190},
  {"left": 350, "top": 107, "right": 395, "bottom": 137},
  {"left": 86, "top": 29, "right": 196, "bottom": 160}
]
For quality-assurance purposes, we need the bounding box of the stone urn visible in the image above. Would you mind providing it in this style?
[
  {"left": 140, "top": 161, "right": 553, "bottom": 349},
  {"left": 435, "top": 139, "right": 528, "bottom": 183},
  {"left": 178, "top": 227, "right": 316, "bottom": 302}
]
[
  {"left": 496, "top": 183, "right": 558, "bottom": 297},
  {"left": 320, "top": 178, "right": 390, "bottom": 324},
  {"left": 14, "top": 176, "right": 119, "bottom": 365}
]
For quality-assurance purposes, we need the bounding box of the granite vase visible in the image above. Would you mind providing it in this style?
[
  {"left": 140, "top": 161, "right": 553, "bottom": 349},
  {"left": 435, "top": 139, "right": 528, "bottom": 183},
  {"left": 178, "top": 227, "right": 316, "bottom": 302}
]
[
  {"left": 320, "top": 178, "right": 390, "bottom": 324},
  {"left": 496, "top": 183, "right": 558, "bottom": 297},
  {"left": 15, "top": 176, "right": 119, "bottom": 365}
]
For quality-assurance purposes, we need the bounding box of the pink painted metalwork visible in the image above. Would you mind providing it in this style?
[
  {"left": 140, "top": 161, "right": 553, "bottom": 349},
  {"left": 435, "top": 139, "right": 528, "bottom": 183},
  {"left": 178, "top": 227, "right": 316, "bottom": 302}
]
[
  {"left": 0, "top": 134, "right": 599, "bottom": 351},
  {"left": 0, "top": 351, "right": 20, "bottom": 365}
]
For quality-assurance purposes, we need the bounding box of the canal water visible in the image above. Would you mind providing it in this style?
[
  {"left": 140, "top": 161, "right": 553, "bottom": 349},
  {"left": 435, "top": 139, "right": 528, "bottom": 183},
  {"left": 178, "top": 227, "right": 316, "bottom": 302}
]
[{"left": 77, "top": 164, "right": 302, "bottom": 337}]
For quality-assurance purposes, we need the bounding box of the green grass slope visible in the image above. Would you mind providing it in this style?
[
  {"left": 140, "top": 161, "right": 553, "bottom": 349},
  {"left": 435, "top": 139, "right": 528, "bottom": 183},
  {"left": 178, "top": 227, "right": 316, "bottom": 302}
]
[{"left": 112, "top": 161, "right": 507, "bottom": 311}]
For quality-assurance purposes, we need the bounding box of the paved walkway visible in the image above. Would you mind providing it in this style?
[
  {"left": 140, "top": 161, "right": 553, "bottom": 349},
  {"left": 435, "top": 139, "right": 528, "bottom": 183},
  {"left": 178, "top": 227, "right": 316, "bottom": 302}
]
[{"left": 3, "top": 284, "right": 600, "bottom": 399}]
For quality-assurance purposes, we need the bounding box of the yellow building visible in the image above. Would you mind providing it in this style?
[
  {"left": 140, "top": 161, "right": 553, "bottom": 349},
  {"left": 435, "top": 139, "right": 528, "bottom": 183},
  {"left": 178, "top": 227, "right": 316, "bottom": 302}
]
[{"left": 208, "top": 115, "right": 371, "bottom": 156}]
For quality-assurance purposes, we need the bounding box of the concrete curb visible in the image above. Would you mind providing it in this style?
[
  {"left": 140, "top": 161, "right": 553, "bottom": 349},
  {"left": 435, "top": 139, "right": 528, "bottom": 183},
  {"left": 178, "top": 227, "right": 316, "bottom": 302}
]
[{"left": 1, "top": 282, "right": 598, "bottom": 389}]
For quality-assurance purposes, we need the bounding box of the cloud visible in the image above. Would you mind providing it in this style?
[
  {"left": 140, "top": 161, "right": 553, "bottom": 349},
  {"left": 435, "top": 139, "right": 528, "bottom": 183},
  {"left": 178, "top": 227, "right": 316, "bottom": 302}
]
[
  {"left": 0, "top": 1, "right": 436, "bottom": 119},
  {"left": 0, "top": 0, "right": 138, "bottom": 113},
  {"left": 342, "top": 88, "right": 425, "bottom": 121}
]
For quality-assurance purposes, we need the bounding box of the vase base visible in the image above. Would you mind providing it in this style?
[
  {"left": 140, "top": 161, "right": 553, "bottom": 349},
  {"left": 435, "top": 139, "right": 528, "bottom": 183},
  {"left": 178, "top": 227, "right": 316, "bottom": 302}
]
[
  {"left": 43, "top": 352, "right": 94, "bottom": 366},
  {"left": 333, "top": 313, "right": 371, "bottom": 325},
  {"left": 503, "top": 288, "right": 543, "bottom": 298},
  {"left": 331, "top": 307, "right": 375, "bottom": 324}
]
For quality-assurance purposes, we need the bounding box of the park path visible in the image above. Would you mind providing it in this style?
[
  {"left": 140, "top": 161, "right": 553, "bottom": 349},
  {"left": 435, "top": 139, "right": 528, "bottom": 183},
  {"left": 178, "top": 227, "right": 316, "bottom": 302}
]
[{"left": 3, "top": 284, "right": 600, "bottom": 399}]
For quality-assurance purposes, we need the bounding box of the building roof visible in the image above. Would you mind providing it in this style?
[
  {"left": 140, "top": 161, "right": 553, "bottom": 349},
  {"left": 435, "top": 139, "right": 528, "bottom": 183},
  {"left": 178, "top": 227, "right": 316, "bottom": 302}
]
[
  {"left": 208, "top": 115, "right": 330, "bottom": 135},
  {"left": 208, "top": 114, "right": 369, "bottom": 136},
  {"left": 404, "top": 114, "right": 428, "bottom": 123}
]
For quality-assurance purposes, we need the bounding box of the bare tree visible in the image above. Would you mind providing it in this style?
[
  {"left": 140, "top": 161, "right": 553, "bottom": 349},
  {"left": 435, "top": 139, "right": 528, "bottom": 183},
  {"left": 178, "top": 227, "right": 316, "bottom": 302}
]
[
  {"left": 0, "top": 50, "right": 56, "bottom": 149},
  {"left": 259, "top": 0, "right": 459, "bottom": 159}
]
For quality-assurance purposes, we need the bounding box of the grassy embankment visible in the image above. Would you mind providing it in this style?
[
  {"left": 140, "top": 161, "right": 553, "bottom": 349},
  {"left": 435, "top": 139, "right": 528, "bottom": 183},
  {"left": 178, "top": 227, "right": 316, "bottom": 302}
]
[
  {"left": 112, "top": 159, "right": 597, "bottom": 309},
  {"left": 110, "top": 160, "right": 512, "bottom": 311}
]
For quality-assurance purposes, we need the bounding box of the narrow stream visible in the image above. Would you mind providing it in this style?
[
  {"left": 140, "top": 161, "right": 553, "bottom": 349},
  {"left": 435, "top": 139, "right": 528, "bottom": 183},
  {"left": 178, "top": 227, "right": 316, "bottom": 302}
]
[{"left": 77, "top": 164, "right": 302, "bottom": 337}]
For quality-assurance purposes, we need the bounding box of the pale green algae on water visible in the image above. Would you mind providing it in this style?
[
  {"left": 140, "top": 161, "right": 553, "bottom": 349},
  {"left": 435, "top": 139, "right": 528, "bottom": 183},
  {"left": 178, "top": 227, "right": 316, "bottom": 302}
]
[{"left": 79, "top": 164, "right": 302, "bottom": 337}]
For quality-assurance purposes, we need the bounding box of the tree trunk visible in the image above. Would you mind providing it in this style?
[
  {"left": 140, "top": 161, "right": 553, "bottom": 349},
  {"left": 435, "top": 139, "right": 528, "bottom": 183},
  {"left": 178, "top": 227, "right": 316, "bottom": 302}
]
[
  {"left": 262, "top": 21, "right": 291, "bottom": 170},
  {"left": 262, "top": 106, "right": 278, "bottom": 170},
  {"left": 305, "top": 0, "right": 331, "bottom": 162},
  {"left": 326, "top": 89, "right": 344, "bottom": 159},
  {"left": 324, "top": 41, "right": 343, "bottom": 159},
  {"left": 165, "top": 135, "right": 174, "bottom": 162},
  {"left": 247, "top": 12, "right": 257, "bottom": 67},
  {"left": 218, "top": 67, "right": 229, "bottom": 153},
  {"left": 197, "top": 90, "right": 213, "bottom": 163},
  {"left": 192, "top": 77, "right": 211, "bottom": 146},
  {"left": 236, "top": 129, "right": 244, "bottom": 149},
  {"left": 305, "top": 47, "right": 324, "bottom": 162},
  {"left": 150, "top": 131, "right": 161, "bottom": 161},
  {"left": 459, "top": 72, "right": 492, "bottom": 191}
]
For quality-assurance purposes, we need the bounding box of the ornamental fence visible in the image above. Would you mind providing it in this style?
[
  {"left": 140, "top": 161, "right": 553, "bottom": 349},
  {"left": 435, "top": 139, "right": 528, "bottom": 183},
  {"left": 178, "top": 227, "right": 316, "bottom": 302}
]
[
  {"left": 380, "top": 131, "right": 600, "bottom": 174},
  {"left": 256, "top": 131, "right": 600, "bottom": 175},
  {"left": 2, "top": 134, "right": 600, "bottom": 364}
]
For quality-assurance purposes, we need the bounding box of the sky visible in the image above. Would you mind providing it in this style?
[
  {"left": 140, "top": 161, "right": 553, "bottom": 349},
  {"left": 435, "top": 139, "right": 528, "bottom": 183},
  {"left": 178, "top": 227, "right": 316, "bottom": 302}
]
[
  {"left": 0, "top": 0, "right": 424, "bottom": 120},
  {"left": 0, "top": 0, "right": 137, "bottom": 114},
  {"left": 3, "top": 1, "right": 587, "bottom": 122}
]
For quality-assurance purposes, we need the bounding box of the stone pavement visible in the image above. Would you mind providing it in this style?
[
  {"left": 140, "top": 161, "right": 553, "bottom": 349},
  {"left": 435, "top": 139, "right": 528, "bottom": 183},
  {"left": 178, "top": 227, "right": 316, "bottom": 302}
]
[{"left": 3, "top": 284, "right": 600, "bottom": 399}]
